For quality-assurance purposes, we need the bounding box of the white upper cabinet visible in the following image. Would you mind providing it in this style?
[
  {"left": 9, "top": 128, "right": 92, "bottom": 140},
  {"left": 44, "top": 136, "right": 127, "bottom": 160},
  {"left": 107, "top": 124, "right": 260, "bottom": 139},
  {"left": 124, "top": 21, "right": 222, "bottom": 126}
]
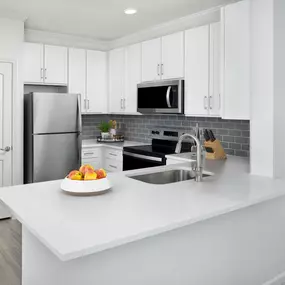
[
  {"left": 142, "top": 38, "right": 161, "bottom": 82},
  {"left": 142, "top": 32, "right": 184, "bottom": 82},
  {"left": 23, "top": 43, "right": 68, "bottom": 85},
  {"left": 185, "top": 23, "right": 221, "bottom": 117},
  {"left": 185, "top": 25, "right": 210, "bottom": 116},
  {"left": 44, "top": 45, "right": 68, "bottom": 85},
  {"left": 68, "top": 48, "right": 86, "bottom": 112},
  {"left": 109, "top": 48, "right": 125, "bottom": 113},
  {"left": 161, "top": 32, "right": 184, "bottom": 80},
  {"left": 209, "top": 22, "right": 221, "bottom": 116},
  {"left": 222, "top": 0, "right": 250, "bottom": 120},
  {"left": 124, "top": 43, "right": 141, "bottom": 113},
  {"left": 23, "top": 43, "right": 44, "bottom": 84},
  {"left": 86, "top": 50, "right": 108, "bottom": 114}
]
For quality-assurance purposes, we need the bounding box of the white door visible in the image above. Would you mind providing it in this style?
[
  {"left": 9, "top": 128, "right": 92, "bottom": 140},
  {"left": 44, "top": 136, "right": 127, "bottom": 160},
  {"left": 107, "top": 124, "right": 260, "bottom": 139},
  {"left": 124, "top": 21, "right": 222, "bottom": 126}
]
[
  {"left": 44, "top": 45, "right": 68, "bottom": 85},
  {"left": 209, "top": 22, "right": 221, "bottom": 116},
  {"left": 109, "top": 48, "right": 125, "bottom": 113},
  {"left": 86, "top": 50, "right": 108, "bottom": 113},
  {"left": 0, "top": 62, "right": 13, "bottom": 219},
  {"left": 222, "top": 0, "right": 250, "bottom": 119},
  {"left": 68, "top": 48, "right": 86, "bottom": 113},
  {"left": 23, "top": 42, "right": 44, "bottom": 84},
  {"left": 185, "top": 25, "right": 210, "bottom": 116},
  {"left": 141, "top": 38, "right": 161, "bottom": 82},
  {"left": 161, "top": 31, "right": 184, "bottom": 80},
  {"left": 125, "top": 43, "right": 141, "bottom": 114}
]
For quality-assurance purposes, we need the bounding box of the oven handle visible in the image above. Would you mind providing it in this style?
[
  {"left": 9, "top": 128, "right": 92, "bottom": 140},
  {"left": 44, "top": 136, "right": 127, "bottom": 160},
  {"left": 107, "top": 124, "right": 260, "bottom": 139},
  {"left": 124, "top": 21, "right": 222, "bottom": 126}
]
[
  {"left": 123, "top": 151, "right": 163, "bottom": 162},
  {"left": 166, "top": 86, "right": 172, "bottom": 108}
]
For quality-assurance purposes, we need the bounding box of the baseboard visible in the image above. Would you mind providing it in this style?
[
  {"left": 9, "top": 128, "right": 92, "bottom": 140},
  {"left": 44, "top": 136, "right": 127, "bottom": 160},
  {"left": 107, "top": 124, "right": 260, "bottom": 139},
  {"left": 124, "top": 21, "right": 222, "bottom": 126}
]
[{"left": 263, "top": 271, "right": 285, "bottom": 285}]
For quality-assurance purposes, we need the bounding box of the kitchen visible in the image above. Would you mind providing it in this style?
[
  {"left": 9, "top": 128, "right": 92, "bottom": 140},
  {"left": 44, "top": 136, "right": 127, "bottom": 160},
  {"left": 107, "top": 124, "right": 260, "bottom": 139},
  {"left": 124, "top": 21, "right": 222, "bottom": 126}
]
[{"left": 0, "top": 0, "right": 285, "bottom": 284}]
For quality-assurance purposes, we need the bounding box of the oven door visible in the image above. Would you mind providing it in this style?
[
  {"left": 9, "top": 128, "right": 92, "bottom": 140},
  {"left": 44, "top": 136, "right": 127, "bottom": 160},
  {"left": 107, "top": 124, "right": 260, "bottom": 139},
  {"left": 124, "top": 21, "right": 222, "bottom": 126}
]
[
  {"left": 137, "top": 79, "right": 184, "bottom": 114},
  {"left": 123, "top": 151, "right": 166, "bottom": 171}
]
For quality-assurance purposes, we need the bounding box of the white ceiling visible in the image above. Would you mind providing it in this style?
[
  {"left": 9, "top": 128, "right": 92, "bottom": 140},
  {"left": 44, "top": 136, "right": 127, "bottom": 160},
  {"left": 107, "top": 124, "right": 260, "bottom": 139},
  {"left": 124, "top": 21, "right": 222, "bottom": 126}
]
[{"left": 0, "top": 0, "right": 240, "bottom": 41}]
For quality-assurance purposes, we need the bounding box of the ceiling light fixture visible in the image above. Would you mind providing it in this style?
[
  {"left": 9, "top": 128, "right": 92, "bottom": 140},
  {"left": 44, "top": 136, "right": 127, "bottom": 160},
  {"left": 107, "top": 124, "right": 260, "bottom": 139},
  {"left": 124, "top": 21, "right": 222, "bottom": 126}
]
[{"left": 124, "top": 8, "right": 137, "bottom": 15}]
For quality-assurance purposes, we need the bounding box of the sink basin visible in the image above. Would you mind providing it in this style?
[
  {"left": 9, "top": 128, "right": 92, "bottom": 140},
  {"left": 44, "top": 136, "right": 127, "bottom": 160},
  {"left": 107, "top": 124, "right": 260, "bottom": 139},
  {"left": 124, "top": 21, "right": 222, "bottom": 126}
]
[{"left": 128, "top": 169, "right": 211, "bottom": 185}]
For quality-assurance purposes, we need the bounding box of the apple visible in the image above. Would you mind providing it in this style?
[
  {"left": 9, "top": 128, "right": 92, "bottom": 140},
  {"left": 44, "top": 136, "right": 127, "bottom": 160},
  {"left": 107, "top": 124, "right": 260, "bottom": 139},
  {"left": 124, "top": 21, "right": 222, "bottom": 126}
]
[
  {"left": 84, "top": 170, "right": 98, "bottom": 181},
  {"left": 95, "top": 168, "right": 107, "bottom": 179},
  {"left": 79, "top": 164, "right": 94, "bottom": 175},
  {"left": 68, "top": 170, "right": 83, "bottom": 180}
]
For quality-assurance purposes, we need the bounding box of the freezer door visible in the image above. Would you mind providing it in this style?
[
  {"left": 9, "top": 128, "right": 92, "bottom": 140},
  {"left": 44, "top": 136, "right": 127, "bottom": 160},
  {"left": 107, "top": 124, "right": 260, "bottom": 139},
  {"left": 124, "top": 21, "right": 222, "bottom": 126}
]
[
  {"left": 32, "top": 93, "right": 81, "bottom": 134},
  {"left": 33, "top": 133, "right": 81, "bottom": 183}
]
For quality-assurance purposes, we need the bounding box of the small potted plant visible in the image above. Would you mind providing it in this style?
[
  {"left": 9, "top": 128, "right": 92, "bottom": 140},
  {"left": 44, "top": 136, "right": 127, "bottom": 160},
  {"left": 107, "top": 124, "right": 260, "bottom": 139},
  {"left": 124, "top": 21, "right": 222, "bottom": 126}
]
[{"left": 98, "top": 121, "right": 111, "bottom": 139}]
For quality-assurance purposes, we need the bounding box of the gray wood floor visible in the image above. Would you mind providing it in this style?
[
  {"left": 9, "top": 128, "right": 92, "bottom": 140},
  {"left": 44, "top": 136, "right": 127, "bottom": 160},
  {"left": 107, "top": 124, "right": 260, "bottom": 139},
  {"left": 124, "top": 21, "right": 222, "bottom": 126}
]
[{"left": 0, "top": 219, "right": 21, "bottom": 285}]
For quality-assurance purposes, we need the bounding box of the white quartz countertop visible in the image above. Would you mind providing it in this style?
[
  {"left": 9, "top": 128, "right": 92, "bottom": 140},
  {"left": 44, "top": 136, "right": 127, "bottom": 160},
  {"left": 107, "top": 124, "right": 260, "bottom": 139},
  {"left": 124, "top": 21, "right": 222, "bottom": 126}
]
[
  {"left": 82, "top": 139, "right": 147, "bottom": 150},
  {"left": 1, "top": 157, "right": 285, "bottom": 262}
]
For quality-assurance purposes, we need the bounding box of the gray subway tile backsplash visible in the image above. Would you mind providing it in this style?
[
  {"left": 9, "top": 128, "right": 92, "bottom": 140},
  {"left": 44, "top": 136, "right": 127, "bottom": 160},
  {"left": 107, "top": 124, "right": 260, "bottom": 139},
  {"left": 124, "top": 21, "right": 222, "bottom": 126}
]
[{"left": 82, "top": 114, "right": 250, "bottom": 157}]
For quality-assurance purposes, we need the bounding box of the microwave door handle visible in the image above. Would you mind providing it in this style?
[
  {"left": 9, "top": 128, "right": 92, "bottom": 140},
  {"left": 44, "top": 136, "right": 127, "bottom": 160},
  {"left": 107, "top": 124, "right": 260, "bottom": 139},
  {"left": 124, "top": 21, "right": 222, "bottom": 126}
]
[{"left": 166, "top": 86, "right": 172, "bottom": 108}]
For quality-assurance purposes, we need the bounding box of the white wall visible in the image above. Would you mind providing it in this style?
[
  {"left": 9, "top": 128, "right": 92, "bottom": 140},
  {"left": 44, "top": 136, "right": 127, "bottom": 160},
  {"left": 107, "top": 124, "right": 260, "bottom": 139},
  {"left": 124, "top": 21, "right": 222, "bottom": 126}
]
[
  {"left": 250, "top": 0, "right": 274, "bottom": 177},
  {"left": 273, "top": 0, "right": 285, "bottom": 178},
  {"left": 0, "top": 17, "right": 24, "bottom": 185}
]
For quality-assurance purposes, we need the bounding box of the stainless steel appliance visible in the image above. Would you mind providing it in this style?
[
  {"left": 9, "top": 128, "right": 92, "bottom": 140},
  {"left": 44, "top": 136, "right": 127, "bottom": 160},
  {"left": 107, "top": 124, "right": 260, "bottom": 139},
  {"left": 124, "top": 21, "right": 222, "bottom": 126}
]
[
  {"left": 123, "top": 130, "right": 192, "bottom": 171},
  {"left": 137, "top": 79, "right": 184, "bottom": 114},
  {"left": 24, "top": 93, "right": 82, "bottom": 184}
]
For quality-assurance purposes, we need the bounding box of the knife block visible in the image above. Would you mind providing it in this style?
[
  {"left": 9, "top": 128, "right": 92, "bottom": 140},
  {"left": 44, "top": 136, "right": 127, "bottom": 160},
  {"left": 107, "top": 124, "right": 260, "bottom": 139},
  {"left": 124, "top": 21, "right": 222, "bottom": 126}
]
[{"left": 204, "top": 140, "right": 227, "bottom": 160}]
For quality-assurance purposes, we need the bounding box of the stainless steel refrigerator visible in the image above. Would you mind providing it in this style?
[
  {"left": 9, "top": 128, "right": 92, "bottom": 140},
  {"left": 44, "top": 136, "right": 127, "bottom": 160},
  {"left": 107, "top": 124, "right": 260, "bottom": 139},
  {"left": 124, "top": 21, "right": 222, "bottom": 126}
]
[{"left": 24, "top": 93, "right": 82, "bottom": 184}]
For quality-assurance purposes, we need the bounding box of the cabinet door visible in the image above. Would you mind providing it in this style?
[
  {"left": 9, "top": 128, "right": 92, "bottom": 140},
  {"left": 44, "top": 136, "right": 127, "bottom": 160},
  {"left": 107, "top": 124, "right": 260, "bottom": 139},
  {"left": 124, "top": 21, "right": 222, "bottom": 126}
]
[
  {"left": 125, "top": 43, "right": 141, "bottom": 114},
  {"left": 141, "top": 38, "right": 161, "bottom": 82},
  {"left": 23, "top": 43, "right": 44, "bottom": 84},
  {"left": 68, "top": 48, "right": 86, "bottom": 113},
  {"left": 44, "top": 45, "right": 68, "bottom": 85},
  {"left": 161, "top": 32, "right": 184, "bottom": 80},
  {"left": 86, "top": 50, "right": 108, "bottom": 113},
  {"left": 109, "top": 48, "right": 125, "bottom": 113},
  {"left": 185, "top": 25, "right": 210, "bottom": 116},
  {"left": 222, "top": 0, "right": 250, "bottom": 119},
  {"left": 209, "top": 22, "right": 221, "bottom": 117}
]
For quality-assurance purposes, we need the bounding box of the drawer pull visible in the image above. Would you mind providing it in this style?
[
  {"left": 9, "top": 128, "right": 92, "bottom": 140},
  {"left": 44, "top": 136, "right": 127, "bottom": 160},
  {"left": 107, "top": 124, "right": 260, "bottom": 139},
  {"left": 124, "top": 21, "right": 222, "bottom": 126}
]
[
  {"left": 84, "top": 152, "right": 95, "bottom": 156},
  {"left": 109, "top": 165, "right": 117, "bottom": 169},
  {"left": 109, "top": 153, "right": 117, "bottom": 157}
]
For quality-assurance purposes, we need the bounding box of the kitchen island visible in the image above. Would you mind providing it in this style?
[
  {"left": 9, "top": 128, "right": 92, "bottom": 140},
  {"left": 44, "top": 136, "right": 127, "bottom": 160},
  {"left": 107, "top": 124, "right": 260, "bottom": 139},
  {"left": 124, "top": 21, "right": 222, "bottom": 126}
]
[{"left": 1, "top": 156, "right": 285, "bottom": 285}]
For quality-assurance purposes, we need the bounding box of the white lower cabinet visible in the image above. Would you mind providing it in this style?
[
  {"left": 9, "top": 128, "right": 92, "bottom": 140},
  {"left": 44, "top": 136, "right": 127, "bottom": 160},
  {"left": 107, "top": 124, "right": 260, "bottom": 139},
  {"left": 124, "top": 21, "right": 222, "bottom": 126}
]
[
  {"left": 82, "top": 147, "right": 122, "bottom": 173},
  {"left": 81, "top": 147, "right": 102, "bottom": 169}
]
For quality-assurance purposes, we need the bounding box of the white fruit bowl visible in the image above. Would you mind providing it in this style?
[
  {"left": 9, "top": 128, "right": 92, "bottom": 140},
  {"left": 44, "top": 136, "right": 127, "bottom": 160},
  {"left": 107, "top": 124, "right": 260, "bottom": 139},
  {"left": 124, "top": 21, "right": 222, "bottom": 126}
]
[{"left": 61, "top": 177, "right": 112, "bottom": 196}]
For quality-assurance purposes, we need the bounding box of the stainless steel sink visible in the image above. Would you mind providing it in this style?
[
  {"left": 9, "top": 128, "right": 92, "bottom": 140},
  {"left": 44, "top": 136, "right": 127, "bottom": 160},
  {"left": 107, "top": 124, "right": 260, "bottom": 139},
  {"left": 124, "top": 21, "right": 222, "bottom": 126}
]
[{"left": 128, "top": 169, "right": 211, "bottom": 185}]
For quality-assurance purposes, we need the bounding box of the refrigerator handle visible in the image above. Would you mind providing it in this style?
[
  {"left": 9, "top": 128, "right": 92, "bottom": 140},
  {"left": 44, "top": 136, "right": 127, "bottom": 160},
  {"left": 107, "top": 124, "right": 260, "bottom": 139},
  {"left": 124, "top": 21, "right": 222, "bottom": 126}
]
[{"left": 77, "top": 95, "right": 82, "bottom": 133}]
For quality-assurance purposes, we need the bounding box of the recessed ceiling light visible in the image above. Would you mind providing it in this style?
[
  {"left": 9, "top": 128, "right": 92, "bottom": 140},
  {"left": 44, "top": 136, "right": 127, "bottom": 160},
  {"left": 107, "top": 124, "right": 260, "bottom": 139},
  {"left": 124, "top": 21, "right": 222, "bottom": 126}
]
[{"left": 124, "top": 8, "right": 137, "bottom": 15}]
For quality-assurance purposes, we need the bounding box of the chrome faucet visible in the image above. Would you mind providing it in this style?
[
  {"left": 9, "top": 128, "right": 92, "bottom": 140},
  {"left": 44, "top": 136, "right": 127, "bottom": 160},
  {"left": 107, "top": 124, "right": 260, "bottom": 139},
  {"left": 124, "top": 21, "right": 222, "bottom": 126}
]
[{"left": 175, "top": 133, "right": 204, "bottom": 182}]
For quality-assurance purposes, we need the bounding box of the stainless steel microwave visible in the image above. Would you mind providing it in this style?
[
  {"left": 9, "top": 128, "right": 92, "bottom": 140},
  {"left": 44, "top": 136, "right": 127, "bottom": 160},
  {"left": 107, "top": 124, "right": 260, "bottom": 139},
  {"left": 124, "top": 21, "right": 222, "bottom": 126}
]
[{"left": 137, "top": 79, "right": 184, "bottom": 114}]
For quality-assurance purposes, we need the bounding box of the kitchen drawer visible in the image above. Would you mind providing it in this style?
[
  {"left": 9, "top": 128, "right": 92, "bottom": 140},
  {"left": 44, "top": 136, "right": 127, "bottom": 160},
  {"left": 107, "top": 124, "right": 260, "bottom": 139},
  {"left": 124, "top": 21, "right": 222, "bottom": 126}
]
[
  {"left": 82, "top": 157, "right": 103, "bottom": 169},
  {"left": 82, "top": 148, "right": 101, "bottom": 159},
  {"left": 104, "top": 158, "right": 122, "bottom": 172},
  {"left": 105, "top": 149, "right": 122, "bottom": 161}
]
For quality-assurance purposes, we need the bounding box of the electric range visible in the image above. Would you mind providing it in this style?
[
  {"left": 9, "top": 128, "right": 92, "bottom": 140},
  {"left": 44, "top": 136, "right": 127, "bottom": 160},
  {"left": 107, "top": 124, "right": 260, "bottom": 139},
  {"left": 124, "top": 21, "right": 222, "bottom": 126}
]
[{"left": 123, "top": 130, "right": 193, "bottom": 171}]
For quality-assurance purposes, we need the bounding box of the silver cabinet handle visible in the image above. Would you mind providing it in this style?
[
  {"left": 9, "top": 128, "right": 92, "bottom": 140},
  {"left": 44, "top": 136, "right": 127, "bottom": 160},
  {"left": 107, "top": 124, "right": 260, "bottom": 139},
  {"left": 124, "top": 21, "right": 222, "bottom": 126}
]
[
  {"left": 84, "top": 99, "right": 87, "bottom": 110},
  {"left": 109, "top": 152, "right": 117, "bottom": 157},
  {"left": 0, "top": 146, "right": 11, "bottom": 152},
  {"left": 209, "top": 96, "right": 213, "bottom": 110},
  {"left": 204, "top": 96, "right": 208, "bottom": 110},
  {"left": 44, "top": 68, "right": 47, "bottom": 80},
  {"left": 157, "top": 64, "right": 160, "bottom": 76},
  {"left": 161, "top": 64, "right": 164, "bottom": 76},
  {"left": 123, "top": 98, "right": 126, "bottom": 109},
  {"left": 166, "top": 86, "right": 172, "bottom": 108},
  {"left": 40, "top": 68, "right": 44, "bottom": 79},
  {"left": 87, "top": 99, "right": 90, "bottom": 110},
  {"left": 120, "top": 98, "right": 123, "bottom": 109},
  {"left": 83, "top": 152, "right": 95, "bottom": 156},
  {"left": 109, "top": 165, "right": 117, "bottom": 169}
]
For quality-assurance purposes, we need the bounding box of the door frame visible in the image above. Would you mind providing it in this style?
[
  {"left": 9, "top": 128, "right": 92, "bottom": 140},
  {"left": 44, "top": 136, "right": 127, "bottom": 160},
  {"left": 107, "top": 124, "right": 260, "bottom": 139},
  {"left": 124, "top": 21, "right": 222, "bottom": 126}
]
[{"left": 0, "top": 59, "right": 20, "bottom": 186}]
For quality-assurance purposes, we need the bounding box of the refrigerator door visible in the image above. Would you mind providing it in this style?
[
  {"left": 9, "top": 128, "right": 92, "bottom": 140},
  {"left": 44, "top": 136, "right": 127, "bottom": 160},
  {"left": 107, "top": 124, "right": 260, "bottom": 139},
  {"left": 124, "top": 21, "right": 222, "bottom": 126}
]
[
  {"left": 33, "top": 133, "right": 81, "bottom": 183},
  {"left": 32, "top": 93, "right": 81, "bottom": 134}
]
